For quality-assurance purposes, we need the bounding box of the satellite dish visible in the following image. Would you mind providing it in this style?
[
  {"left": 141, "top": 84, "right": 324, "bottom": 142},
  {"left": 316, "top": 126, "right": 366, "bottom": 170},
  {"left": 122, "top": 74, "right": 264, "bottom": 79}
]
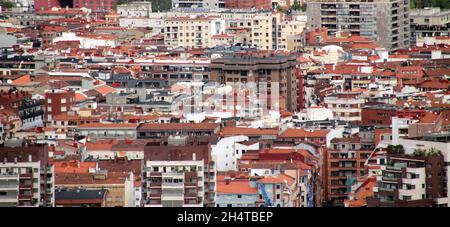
[{"left": 7, "top": 79, "right": 12, "bottom": 84}]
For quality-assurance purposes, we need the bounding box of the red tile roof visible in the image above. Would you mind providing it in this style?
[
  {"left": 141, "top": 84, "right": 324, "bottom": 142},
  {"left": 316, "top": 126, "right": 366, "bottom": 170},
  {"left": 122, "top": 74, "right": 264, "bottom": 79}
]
[
  {"left": 217, "top": 180, "right": 257, "bottom": 195},
  {"left": 220, "top": 126, "right": 279, "bottom": 137},
  {"left": 280, "top": 128, "right": 329, "bottom": 138}
]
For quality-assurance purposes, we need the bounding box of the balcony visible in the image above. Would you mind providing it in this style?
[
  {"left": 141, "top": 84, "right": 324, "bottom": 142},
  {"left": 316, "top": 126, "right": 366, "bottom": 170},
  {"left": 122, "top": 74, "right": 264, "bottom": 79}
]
[
  {"left": 161, "top": 194, "right": 184, "bottom": 201},
  {"left": 149, "top": 182, "right": 162, "bottom": 188},
  {"left": 184, "top": 183, "right": 197, "bottom": 188},
  {"left": 0, "top": 195, "right": 18, "bottom": 203},
  {"left": 184, "top": 193, "right": 198, "bottom": 199},
  {"left": 18, "top": 194, "right": 32, "bottom": 200},
  {"left": 0, "top": 174, "right": 18, "bottom": 180},
  {"left": 162, "top": 172, "right": 184, "bottom": 179},
  {"left": 381, "top": 176, "right": 399, "bottom": 182},
  {"left": 0, "top": 183, "right": 18, "bottom": 190},
  {"left": 162, "top": 182, "right": 184, "bottom": 189},
  {"left": 19, "top": 184, "right": 33, "bottom": 189},
  {"left": 148, "top": 194, "right": 161, "bottom": 199},
  {"left": 148, "top": 172, "right": 162, "bottom": 177},
  {"left": 19, "top": 174, "right": 32, "bottom": 179}
]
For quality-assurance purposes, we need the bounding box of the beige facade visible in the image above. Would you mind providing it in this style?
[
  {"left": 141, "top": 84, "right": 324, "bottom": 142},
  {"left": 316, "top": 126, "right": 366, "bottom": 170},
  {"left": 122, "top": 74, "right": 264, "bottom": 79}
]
[
  {"left": 278, "top": 19, "right": 306, "bottom": 51},
  {"left": 164, "top": 16, "right": 226, "bottom": 48},
  {"left": 410, "top": 7, "right": 450, "bottom": 26},
  {"left": 307, "top": 0, "right": 411, "bottom": 51},
  {"left": 251, "top": 12, "right": 283, "bottom": 50}
]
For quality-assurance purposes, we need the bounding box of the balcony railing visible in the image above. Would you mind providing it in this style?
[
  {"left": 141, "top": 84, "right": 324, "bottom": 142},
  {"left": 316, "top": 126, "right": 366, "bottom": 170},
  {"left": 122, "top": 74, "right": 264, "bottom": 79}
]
[{"left": 0, "top": 174, "right": 18, "bottom": 180}]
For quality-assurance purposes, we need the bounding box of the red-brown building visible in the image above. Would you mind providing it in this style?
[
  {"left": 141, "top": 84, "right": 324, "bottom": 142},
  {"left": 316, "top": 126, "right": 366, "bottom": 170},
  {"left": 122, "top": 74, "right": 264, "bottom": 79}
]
[
  {"left": 41, "top": 25, "right": 69, "bottom": 48},
  {"left": 224, "top": 0, "right": 272, "bottom": 10},
  {"left": 44, "top": 89, "right": 75, "bottom": 122},
  {"left": 361, "top": 105, "right": 398, "bottom": 126},
  {"left": 35, "top": 0, "right": 113, "bottom": 13},
  {"left": 279, "top": 128, "right": 330, "bottom": 146},
  {"left": 324, "top": 137, "right": 374, "bottom": 206}
]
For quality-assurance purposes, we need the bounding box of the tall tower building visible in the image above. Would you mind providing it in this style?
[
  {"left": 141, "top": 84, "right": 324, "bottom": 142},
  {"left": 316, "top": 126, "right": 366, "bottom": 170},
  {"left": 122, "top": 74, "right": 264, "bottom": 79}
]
[{"left": 307, "top": 0, "right": 411, "bottom": 51}]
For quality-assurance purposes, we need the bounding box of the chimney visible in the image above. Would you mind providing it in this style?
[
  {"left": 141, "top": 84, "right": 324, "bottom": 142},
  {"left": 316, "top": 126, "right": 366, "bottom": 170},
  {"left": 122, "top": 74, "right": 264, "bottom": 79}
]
[
  {"left": 14, "top": 157, "right": 17, "bottom": 164},
  {"left": 192, "top": 153, "right": 196, "bottom": 161},
  {"left": 28, "top": 155, "right": 32, "bottom": 162}
]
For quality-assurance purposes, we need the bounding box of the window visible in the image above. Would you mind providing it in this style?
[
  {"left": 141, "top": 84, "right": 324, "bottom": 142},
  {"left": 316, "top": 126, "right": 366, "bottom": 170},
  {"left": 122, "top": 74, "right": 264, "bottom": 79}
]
[
  {"left": 61, "top": 98, "right": 66, "bottom": 104},
  {"left": 47, "top": 107, "right": 52, "bottom": 112},
  {"left": 47, "top": 98, "right": 52, "bottom": 104},
  {"left": 237, "top": 195, "right": 242, "bottom": 199},
  {"left": 276, "top": 194, "right": 280, "bottom": 199},
  {"left": 61, "top": 106, "right": 67, "bottom": 112}
]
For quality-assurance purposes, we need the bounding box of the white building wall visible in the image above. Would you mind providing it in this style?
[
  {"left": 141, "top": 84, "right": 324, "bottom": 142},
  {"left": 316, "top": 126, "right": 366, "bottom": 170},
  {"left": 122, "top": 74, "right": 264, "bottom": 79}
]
[
  {"left": 399, "top": 138, "right": 450, "bottom": 206},
  {"left": 211, "top": 136, "right": 259, "bottom": 171}
]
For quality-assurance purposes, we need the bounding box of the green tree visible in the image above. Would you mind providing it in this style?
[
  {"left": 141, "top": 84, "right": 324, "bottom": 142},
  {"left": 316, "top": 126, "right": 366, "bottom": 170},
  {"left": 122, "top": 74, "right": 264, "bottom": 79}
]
[
  {"left": 386, "top": 145, "right": 405, "bottom": 155},
  {"left": 411, "top": 0, "right": 450, "bottom": 9},
  {"left": 291, "top": 0, "right": 300, "bottom": 11},
  {"left": 114, "top": 0, "right": 172, "bottom": 12},
  {"left": 427, "top": 148, "right": 442, "bottom": 157},
  {"left": 0, "top": 0, "right": 15, "bottom": 9},
  {"left": 413, "top": 148, "right": 426, "bottom": 157}
]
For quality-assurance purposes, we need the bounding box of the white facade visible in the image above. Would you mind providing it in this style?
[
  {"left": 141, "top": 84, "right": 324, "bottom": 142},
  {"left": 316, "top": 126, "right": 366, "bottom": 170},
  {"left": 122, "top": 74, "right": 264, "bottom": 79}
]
[
  {"left": 324, "top": 93, "right": 365, "bottom": 122},
  {"left": 295, "top": 107, "right": 334, "bottom": 122},
  {"left": 211, "top": 136, "right": 259, "bottom": 171},
  {"left": 172, "top": 0, "right": 223, "bottom": 10},
  {"left": 399, "top": 137, "right": 450, "bottom": 206},
  {"left": 391, "top": 117, "right": 417, "bottom": 145},
  {"left": 143, "top": 160, "right": 206, "bottom": 207},
  {"left": 117, "top": 1, "right": 153, "bottom": 18},
  {"left": 53, "top": 32, "right": 117, "bottom": 49},
  {"left": 0, "top": 161, "right": 54, "bottom": 207}
]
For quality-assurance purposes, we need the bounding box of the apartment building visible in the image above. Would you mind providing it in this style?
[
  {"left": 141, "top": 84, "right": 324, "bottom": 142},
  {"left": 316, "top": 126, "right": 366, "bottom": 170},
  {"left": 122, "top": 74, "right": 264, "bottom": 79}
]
[
  {"left": 0, "top": 58, "right": 37, "bottom": 77},
  {"left": 210, "top": 53, "right": 299, "bottom": 112},
  {"left": 410, "top": 7, "right": 450, "bottom": 46},
  {"left": 211, "top": 136, "right": 259, "bottom": 171},
  {"left": 361, "top": 105, "right": 399, "bottom": 126},
  {"left": 224, "top": 0, "right": 272, "bottom": 10},
  {"left": 77, "top": 123, "right": 139, "bottom": 140},
  {"left": 0, "top": 142, "right": 54, "bottom": 207},
  {"left": 117, "top": 1, "right": 153, "bottom": 18},
  {"left": 251, "top": 12, "right": 283, "bottom": 50},
  {"left": 44, "top": 89, "right": 75, "bottom": 123},
  {"left": 277, "top": 17, "right": 307, "bottom": 51},
  {"left": 137, "top": 123, "right": 220, "bottom": 139},
  {"left": 324, "top": 136, "right": 374, "bottom": 206},
  {"left": 164, "top": 15, "right": 225, "bottom": 48},
  {"left": 307, "top": 0, "right": 411, "bottom": 50},
  {"left": 324, "top": 92, "right": 366, "bottom": 124},
  {"left": 172, "top": 0, "right": 225, "bottom": 10},
  {"left": 142, "top": 136, "right": 217, "bottom": 207},
  {"left": 134, "top": 58, "right": 211, "bottom": 84},
  {"left": 397, "top": 133, "right": 450, "bottom": 207},
  {"left": 367, "top": 151, "right": 446, "bottom": 207},
  {"left": 56, "top": 170, "right": 137, "bottom": 207}
]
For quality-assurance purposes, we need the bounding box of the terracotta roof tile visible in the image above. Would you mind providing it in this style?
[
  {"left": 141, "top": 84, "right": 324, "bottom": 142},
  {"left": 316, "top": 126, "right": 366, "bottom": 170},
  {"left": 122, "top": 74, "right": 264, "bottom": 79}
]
[{"left": 280, "top": 128, "right": 329, "bottom": 138}]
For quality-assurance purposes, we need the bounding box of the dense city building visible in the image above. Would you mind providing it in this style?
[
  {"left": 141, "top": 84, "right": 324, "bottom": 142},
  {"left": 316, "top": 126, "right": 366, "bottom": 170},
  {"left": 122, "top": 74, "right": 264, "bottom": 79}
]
[
  {"left": 307, "top": 0, "right": 411, "bottom": 50},
  {"left": 0, "top": 0, "right": 448, "bottom": 210}
]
